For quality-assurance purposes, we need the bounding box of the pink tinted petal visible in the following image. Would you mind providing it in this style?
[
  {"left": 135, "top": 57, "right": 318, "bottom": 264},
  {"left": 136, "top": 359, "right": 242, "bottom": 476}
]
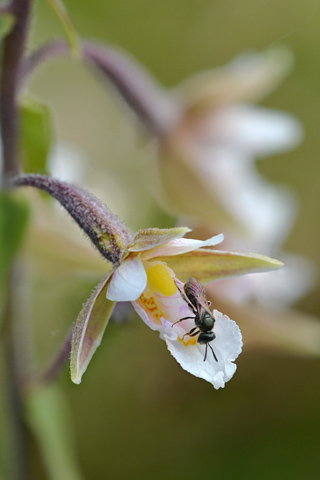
[
  {"left": 106, "top": 255, "right": 147, "bottom": 301},
  {"left": 142, "top": 233, "right": 224, "bottom": 260},
  {"left": 164, "top": 310, "right": 242, "bottom": 389},
  {"left": 131, "top": 301, "right": 160, "bottom": 332},
  {"left": 133, "top": 280, "right": 195, "bottom": 336}
]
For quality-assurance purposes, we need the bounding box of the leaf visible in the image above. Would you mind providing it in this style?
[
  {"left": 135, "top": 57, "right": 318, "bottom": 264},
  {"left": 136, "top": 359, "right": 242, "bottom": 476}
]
[
  {"left": 0, "top": 191, "right": 30, "bottom": 319},
  {"left": 18, "top": 96, "right": 55, "bottom": 175},
  {"left": 0, "top": 13, "right": 15, "bottom": 39},
  {"left": 155, "top": 248, "right": 283, "bottom": 284},
  {"left": 70, "top": 274, "right": 115, "bottom": 384},
  {"left": 25, "top": 384, "right": 86, "bottom": 480},
  {"left": 45, "top": 0, "right": 81, "bottom": 59}
]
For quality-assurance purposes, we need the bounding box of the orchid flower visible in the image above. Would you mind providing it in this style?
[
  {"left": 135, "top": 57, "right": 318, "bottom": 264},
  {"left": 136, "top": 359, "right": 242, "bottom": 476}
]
[
  {"left": 12, "top": 174, "right": 283, "bottom": 389},
  {"left": 154, "top": 47, "right": 303, "bottom": 244},
  {"left": 71, "top": 225, "right": 282, "bottom": 389},
  {"left": 19, "top": 44, "right": 319, "bottom": 367}
]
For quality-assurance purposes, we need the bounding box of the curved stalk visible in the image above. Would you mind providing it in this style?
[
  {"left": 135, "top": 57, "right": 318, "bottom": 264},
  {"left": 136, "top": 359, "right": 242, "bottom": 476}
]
[{"left": 22, "top": 40, "right": 181, "bottom": 137}]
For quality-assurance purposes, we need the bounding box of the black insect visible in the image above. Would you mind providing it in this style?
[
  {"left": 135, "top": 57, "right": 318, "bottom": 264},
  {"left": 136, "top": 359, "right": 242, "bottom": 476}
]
[{"left": 172, "top": 277, "right": 218, "bottom": 362}]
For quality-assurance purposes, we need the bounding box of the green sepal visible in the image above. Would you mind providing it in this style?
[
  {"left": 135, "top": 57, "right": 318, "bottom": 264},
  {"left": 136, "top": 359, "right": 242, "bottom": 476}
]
[
  {"left": 18, "top": 96, "right": 54, "bottom": 175},
  {"left": 70, "top": 274, "right": 115, "bottom": 384},
  {"left": 154, "top": 248, "right": 283, "bottom": 284}
]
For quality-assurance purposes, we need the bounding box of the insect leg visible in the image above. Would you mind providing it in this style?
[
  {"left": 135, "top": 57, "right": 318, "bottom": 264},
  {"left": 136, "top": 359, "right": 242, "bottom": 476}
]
[
  {"left": 208, "top": 343, "right": 218, "bottom": 362},
  {"left": 171, "top": 316, "right": 194, "bottom": 327},
  {"left": 182, "top": 327, "right": 199, "bottom": 339}
]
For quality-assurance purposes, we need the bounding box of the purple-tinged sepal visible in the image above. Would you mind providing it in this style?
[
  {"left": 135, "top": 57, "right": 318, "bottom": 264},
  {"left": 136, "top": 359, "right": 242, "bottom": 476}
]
[{"left": 70, "top": 274, "right": 115, "bottom": 384}]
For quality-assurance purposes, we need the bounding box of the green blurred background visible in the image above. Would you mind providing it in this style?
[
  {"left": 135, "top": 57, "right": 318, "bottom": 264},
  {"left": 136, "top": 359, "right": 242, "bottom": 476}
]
[{"left": 16, "top": 0, "right": 320, "bottom": 478}]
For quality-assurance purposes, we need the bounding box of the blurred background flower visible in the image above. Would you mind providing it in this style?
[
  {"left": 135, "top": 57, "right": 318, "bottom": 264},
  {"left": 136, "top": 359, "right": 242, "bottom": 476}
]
[{"left": 153, "top": 47, "right": 302, "bottom": 235}]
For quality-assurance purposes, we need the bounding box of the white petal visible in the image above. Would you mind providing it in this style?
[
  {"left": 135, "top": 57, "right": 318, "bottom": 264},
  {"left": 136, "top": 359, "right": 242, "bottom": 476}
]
[
  {"left": 164, "top": 310, "right": 242, "bottom": 389},
  {"left": 203, "top": 105, "right": 303, "bottom": 156},
  {"left": 142, "top": 234, "right": 224, "bottom": 260},
  {"left": 196, "top": 148, "right": 297, "bottom": 247},
  {"left": 106, "top": 256, "right": 147, "bottom": 301}
]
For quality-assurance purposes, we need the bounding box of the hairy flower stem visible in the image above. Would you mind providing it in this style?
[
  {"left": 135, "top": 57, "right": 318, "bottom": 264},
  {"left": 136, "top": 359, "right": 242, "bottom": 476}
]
[
  {"left": 0, "top": 0, "right": 31, "bottom": 182},
  {"left": 22, "top": 39, "right": 181, "bottom": 137},
  {"left": 11, "top": 174, "right": 133, "bottom": 264}
]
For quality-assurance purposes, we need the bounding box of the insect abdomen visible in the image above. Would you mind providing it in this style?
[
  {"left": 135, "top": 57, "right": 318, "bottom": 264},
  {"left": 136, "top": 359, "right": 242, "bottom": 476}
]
[{"left": 198, "top": 331, "right": 216, "bottom": 345}]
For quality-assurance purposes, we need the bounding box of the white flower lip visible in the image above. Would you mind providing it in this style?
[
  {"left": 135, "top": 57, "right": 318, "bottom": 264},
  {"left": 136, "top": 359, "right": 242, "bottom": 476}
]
[{"left": 164, "top": 310, "right": 243, "bottom": 389}]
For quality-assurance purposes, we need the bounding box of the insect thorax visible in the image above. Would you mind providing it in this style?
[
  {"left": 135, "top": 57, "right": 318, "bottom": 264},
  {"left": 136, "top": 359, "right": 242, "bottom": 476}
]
[{"left": 201, "top": 311, "right": 214, "bottom": 330}]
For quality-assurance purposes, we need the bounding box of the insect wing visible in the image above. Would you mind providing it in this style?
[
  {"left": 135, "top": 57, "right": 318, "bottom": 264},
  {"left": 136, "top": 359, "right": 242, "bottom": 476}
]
[{"left": 184, "top": 278, "right": 212, "bottom": 316}]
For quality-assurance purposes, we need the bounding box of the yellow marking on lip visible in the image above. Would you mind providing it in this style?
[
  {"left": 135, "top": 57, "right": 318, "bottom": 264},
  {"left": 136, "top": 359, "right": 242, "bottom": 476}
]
[
  {"left": 139, "top": 293, "right": 163, "bottom": 324},
  {"left": 146, "top": 263, "right": 177, "bottom": 297},
  {"left": 178, "top": 336, "right": 197, "bottom": 347}
]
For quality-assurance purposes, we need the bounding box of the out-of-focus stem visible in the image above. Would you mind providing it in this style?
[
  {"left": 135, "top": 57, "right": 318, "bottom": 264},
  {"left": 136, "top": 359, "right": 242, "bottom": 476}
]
[
  {"left": 37, "top": 329, "right": 72, "bottom": 385},
  {"left": 22, "top": 39, "right": 181, "bottom": 137},
  {"left": 1, "top": 2, "right": 32, "bottom": 479},
  {"left": 0, "top": 3, "right": 11, "bottom": 13},
  {"left": 3, "top": 267, "right": 30, "bottom": 480},
  {"left": 0, "top": 0, "right": 31, "bottom": 182}
]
